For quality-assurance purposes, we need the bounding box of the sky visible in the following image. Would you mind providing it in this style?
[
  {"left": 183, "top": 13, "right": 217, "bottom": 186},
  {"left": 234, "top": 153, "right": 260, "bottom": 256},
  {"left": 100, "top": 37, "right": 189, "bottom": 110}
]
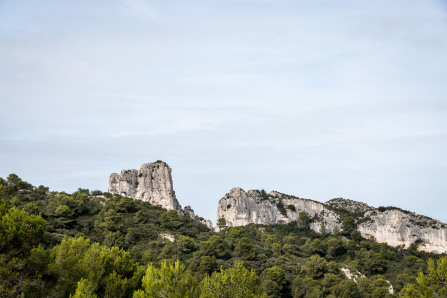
[{"left": 1, "top": 0, "right": 447, "bottom": 224}]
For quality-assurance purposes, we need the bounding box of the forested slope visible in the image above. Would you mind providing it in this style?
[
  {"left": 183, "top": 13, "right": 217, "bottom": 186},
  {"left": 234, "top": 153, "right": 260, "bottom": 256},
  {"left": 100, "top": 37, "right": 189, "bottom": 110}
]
[{"left": 0, "top": 174, "right": 446, "bottom": 297}]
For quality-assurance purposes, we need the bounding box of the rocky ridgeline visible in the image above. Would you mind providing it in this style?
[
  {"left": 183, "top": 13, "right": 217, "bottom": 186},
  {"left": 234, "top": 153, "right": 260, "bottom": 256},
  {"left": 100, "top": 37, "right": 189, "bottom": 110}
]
[
  {"left": 217, "top": 188, "right": 341, "bottom": 233},
  {"left": 217, "top": 188, "right": 447, "bottom": 254},
  {"left": 108, "top": 161, "right": 212, "bottom": 228},
  {"left": 356, "top": 208, "right": 447, "bottom": 254}
]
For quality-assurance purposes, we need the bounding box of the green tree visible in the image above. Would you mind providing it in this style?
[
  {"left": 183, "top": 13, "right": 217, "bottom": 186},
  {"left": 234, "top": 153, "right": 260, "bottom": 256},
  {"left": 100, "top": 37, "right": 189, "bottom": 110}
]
[
  {"left": 133, "top": 260, "right": 198, "bottom": 297},
  {"left": 200, "top": 261, "right": 266, "bottom": 297},
  {"left": 199, "top": 235, "right": 229, "bottom": 259},
  {"left": 71, "top": 279, "right": 98, "bottom": 298},
  {"left": 6, "top": 174, "right": 33, "bottom": 191},
  {"left": 327, "top": 237, "right": 345, "bottom": 259},
  {"left": 403, "top": 256, "right": 447, "bottom": 297},
  {"left": 225, "top": 226, "right": 245, "bottom": 248},
  {"left": 55, "top": 204, "right": 75, "bottom": 225},
  {"left": 357, "top": 275, "right": 393, "bottom": 298},
  {"left": 199, "top": 256, "right": 218, "bottom": 276},
  {"left": 0, "top": 206, "right": 46, "bottom": 255},
  {"left": 49, "top": 237, "right": 143, "bottom": 297},
  {"left": 160, "top": 210, "right": 184, "bottom": 230},
  {"left": 332, "top": 279, "right": 361, "bottom": 298},
  {"left": 261, "top": 266, "right": 286, "bottom": 297},
  {"left": 262, "top": 234, "right": 282, "bottom": 256},
  {"left": 0, "top": 207, "right": 47, "bottom": 297},
  {"left": 297, "top": 212, "right": 311, "bottom": 231},
  {"left": 301, "top": 255, "right": 328, "bottom": 279},
  {"left": 321, "top": 273, "right": 343, "bottom": 296},
  {"left": 292, "top": 276, "right": 322, "bottom": 298},
  {"left": 234, "top": 237, "right": 256, "bottom": 260},
  {"left": 177, "top": 235, "right": 197, "bottom": 254},
  {"left": 342, "top": 216, "right": 356, "bottom": 235},
  {"left": 355, "top": 248, "right": 387, "bottom": 275},
  {"left": 217, "top": 217, "right": 227, "bottom": 229}
]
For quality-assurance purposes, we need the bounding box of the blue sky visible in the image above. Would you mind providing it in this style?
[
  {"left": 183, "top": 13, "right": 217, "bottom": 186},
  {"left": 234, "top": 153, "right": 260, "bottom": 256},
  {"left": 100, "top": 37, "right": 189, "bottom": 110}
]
[{"left": 1, "top": 0, "right": 447, "bottom": 224}]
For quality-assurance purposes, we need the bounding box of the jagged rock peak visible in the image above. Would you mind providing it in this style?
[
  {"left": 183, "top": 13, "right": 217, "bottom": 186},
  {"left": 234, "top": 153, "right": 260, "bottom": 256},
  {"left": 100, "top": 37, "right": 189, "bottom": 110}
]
[{"left": 108, "top": 161, "right": 181, "bottom": 211}]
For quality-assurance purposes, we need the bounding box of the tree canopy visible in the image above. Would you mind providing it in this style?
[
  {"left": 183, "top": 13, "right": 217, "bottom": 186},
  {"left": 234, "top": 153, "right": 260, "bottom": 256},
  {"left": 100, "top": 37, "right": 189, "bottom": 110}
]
[{"left": 0, "top": 174, "right": 445, "bottom": 297}]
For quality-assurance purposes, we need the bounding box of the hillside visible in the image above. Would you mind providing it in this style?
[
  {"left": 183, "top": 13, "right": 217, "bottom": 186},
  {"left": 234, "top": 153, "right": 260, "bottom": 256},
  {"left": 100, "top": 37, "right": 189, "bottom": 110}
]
[{"left": 1, "top": 171, "right": 446, "bottom": 297}]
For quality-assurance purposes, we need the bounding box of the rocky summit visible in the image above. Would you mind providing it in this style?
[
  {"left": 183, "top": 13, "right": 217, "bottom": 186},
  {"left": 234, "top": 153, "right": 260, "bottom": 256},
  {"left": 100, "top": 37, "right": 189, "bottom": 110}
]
[
  {"left": 217, "top": 187, "right": 447, "bottom": 254},
  {"left": 108, "top": 161, "right": 181, "bottom": 211}
]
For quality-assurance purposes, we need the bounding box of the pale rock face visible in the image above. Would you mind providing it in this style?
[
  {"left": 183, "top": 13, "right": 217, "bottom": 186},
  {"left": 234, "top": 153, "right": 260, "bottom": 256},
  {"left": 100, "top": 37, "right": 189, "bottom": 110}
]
[
  {"left": 108, "top": 162, "right": 181, "bottom": 211},
  {"left": 357, "top": 209, "right": 447, "bottom": 254},
  {"left": 217, "top": 187, "right": 341, "bottom": 233},
  {"left": 340, "top": 267, "right": 393, "bottom": 294},
  {"left": 340, "top": 267, "right": 365, "bottom": 282},
  {"left": 217, "top": 189, "right": 447, "bottom": 254}
]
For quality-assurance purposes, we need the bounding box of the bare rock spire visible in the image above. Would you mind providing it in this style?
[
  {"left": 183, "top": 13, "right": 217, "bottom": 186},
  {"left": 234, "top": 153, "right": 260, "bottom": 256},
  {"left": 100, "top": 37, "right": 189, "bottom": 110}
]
[{"left": 108, "top": 161, "right": 181, "bottom": 211}]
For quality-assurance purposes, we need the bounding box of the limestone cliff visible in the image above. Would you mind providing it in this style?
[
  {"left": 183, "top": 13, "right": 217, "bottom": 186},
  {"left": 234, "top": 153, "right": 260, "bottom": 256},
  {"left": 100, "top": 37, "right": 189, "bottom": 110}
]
[
  {"left": 217, "top": 188, "right": 447, "bottom": 253},
  {"left": 326, "top": 199, "right": 447, "bottom": 253},
  {"left": 108, "top": 161, "right": 181, "bottom": 211},
  {"left": 217, "top": 188, "right": 341, "bottom": 233},
  {"left": 356, "top": 208, "right": 447, "bottom": 254}
]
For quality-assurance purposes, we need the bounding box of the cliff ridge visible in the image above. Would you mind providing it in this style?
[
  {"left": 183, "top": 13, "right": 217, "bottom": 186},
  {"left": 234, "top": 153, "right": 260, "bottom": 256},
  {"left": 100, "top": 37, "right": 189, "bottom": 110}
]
[{"left": 217, "top": 188, "right": 447, "bottom": 253}]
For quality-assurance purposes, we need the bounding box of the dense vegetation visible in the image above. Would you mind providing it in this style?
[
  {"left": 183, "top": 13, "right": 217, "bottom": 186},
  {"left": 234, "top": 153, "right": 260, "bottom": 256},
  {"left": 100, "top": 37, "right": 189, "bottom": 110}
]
[{"left": 0, "top": 174, "right": 446, "bottom": 297}]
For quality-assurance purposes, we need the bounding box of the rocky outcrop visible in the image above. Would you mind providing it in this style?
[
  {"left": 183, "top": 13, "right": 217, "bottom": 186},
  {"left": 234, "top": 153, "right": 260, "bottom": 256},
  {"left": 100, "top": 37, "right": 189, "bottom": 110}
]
[
  {"left": 108, "top": 161, "right": 213, "bottom": 228},
  {"left": 217, "top": 187, "right": 341, "bottom": 233},
  {"left": 184, "top": 206, "right": 196, "bottom": 218},
  {"left": 327, "top": 198, "right": 447, "bottom": 253},
  {"left": 217, "top": 188, "right": 447, "bottom": 253},
  {"left": 108, "top": 161, "right": 181, "bottom": 211},
  {"left": 356, "top": 208, "right": 447, "bottom": 254}
]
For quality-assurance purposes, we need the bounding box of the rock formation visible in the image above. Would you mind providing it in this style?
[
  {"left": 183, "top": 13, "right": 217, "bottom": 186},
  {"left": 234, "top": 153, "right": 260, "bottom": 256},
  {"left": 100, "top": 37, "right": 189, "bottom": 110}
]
[
  {"left": 108, "top": 161, "right": 181, "bottom": 211},
  {"left": 217, "top": 187, "right": 341, "bottom": 233},
  {"left": 325, "top": 198, "right": 447, "bottom": 253},
  {"left": 217, "top": 188, "right": 447, "bottom": 253},
  {"left": 356, "top": 208, "right": 447, "bottom": 254}
]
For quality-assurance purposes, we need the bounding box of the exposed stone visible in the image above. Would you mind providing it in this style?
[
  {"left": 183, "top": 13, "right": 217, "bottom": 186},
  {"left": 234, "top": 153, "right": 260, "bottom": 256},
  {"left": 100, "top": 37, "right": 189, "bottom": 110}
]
[
  {"left": 357, "top": 208, "right": 447, "bottom": 254},
  {"left": 328, "top": 199, "right": 447, "bottom": 253},
  {"left": 216, "top": 187, "right": 341, "bottom": 233},
  {"left": 160, "top": 233, "right": 175, "bottom": 242},
  {"left": 340, "top": 267, "right": 365, "bottom": 283},
  {"left": 108, "top": 161, "right": 181, "bottom": 211},
  {"left": 217, "top": 188, "right": 447, "bottom": 253},
  {"left": 201, "top": 219, "right": 213, "bottom": 229},
  {"left": 341, "top": 266, "right": 393, "bottom": 293}
]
